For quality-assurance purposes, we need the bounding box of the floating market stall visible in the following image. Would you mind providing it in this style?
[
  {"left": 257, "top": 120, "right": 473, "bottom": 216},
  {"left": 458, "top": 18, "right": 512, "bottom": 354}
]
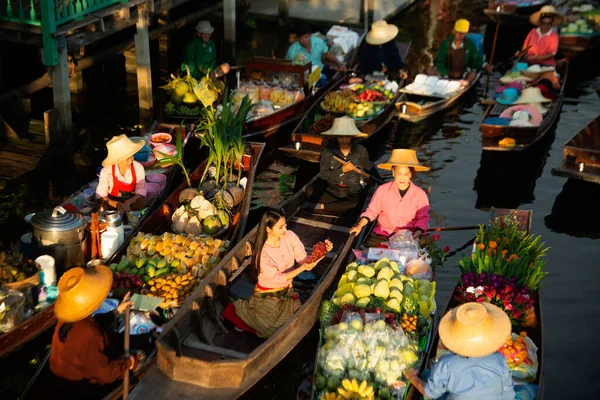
[
  {"left": 484, "top": 0, "right": 550, "bottom": 27},
  {"left": 559, "top": 3, "right": 600, "bottom": 59}
]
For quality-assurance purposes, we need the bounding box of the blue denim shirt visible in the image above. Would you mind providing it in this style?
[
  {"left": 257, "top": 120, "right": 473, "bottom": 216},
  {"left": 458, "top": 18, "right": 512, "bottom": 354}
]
[{"left": 424, "top": 352, "right": 515, "bottom": 400}]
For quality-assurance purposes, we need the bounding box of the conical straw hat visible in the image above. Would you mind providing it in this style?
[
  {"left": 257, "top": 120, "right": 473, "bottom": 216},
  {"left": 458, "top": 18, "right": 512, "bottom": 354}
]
[
  {"left": 377, "top": 149, "right": 430, "bottom": 171},
  {"left": 530, "top": 5, "right": 563, "bottom": 27},
  {"left": 366, "top": 20, "right": 399, "bottom": 45},
  {"left": 514, "top": 87, "right": 551, "bottom": 105},
  {"left": 439, "top": 302, "right": 511, "bottom": 358},
  {"left": 54, "top": 266, "right": 113, "bottom": 323},
  {"left": 102, "top": 134, "right": 145, "bottom": 167},
  {"left": 321, "top": 116, "right": 368, "bottom": 138}
]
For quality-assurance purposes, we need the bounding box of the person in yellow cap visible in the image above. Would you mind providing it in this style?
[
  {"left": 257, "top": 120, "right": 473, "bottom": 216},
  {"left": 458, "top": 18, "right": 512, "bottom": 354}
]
[
  {"left": 428, "top": 19, "right": 483, "bottom": 83},
  {"left": 48, "top": 266, "right": 147, "bottom": 394},
  {"left": 304, "top": 116, "right": 372, "bottom": 213},
  {"left": 95, "top": 134, "right": 148, "bottom": 213},
  {"left": 405, "top": 302, "right": 515, "bottom": 399}
]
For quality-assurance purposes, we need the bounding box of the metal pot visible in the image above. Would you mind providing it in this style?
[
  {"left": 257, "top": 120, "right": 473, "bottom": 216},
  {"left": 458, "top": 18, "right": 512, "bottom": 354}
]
[{"left": 30, "top": 206, "right": 86, "bottom": 275}]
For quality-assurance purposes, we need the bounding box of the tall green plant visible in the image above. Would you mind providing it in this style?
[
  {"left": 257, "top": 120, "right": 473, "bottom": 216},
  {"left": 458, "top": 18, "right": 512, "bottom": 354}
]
[{"left": 154, "top": 123, "right": 191, "bottom": 187}]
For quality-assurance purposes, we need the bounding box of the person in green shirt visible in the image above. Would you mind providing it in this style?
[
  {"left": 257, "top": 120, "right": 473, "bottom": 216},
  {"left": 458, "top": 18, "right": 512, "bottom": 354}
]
[
  {"left": 427, "top": 19, "right": 483, "bottom": 83},
  {"left": 181, "top": 20, "right": 217, "bottom": 79}
]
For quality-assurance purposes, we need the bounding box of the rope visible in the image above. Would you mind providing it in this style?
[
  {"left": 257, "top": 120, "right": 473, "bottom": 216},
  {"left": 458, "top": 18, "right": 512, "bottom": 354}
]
[{"left": 444, "top": 236, "right": 476, "bottom": 259}]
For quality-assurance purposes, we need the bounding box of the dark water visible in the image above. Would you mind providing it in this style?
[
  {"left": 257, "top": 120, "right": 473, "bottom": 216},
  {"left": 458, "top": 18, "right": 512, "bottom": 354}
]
[{"left": 1, "top": 0, "right": 600, "bottom": 398}]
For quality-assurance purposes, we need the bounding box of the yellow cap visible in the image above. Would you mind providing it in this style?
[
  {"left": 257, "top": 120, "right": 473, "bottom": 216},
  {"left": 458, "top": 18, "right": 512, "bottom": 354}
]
[{"left": 454, "top": 19, "right": 470, "bottom": 33}]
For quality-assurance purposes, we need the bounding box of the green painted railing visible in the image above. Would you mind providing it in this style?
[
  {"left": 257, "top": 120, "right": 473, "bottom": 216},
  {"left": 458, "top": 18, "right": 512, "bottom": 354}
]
[{"left": 1, "top": 0, "right": 128, "bottom": 65}]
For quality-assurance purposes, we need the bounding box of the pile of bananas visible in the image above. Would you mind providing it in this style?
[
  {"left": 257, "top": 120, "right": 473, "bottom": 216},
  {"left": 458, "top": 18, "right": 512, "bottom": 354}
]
[
  {"left": 321, "top": 90, "right": 356, "bottom": 113},
  {"left": 337, "top": 379, "right": 374, "bottom": 400},
  {"left": 0, "top": 252, "right": 38, "bottom": 285}
]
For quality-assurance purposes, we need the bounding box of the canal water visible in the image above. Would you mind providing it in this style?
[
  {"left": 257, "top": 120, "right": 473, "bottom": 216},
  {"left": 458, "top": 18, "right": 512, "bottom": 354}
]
[{"left": 1, "top": 0, "right": 599, "bottom": 398}]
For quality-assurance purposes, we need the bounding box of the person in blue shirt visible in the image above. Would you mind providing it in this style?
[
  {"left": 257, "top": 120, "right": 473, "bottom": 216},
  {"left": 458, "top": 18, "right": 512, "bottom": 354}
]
[
  {"left": 286, "top": 25, "right": 346, "bottom": 74},
  {"left": 405, "top": 302, "right": 516, "bottom": 400},
  {"left": 360, "top": 20, "right": 408, "bottom": 80}
]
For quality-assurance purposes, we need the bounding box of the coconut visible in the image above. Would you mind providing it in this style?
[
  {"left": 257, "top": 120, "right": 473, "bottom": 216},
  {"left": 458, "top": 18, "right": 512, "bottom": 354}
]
[
  {"left": 186, "top": 216, "right": 203, "bottom": 236},
  {"left": 217, "top": 210, "right": 230, "bottom": 227},
  {"left": 173, "top": 207, "right": 190, "bottom": 234},
  {"left": 199, "top": 179, "right": 218, "bottom": 199},
  {"left": 179, "top": 188, "right": 199, "bottom": 204},
  {"left": 202, "top": 215, "right": 223, "bottom": 235},
  {"left": 190, "top": 195, "right": 217, "bottom": 219}
]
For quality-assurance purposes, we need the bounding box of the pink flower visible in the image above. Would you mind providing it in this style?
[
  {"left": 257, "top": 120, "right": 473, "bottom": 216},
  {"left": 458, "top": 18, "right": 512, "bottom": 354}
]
[
  {"left": 503, "top": 301, "right": 513, "bottom": 311},
  {"left": 432, "top": 234, "right": 441, "bottom": 242},
  {"left": 444, "top": 245, "right": 451, "bottom": 253},
  {"left": 476, "top": 297, "right": 485, "bottom": 303},
  {"left": 512, "top": 310, "right": 523, "bottom": 320}
]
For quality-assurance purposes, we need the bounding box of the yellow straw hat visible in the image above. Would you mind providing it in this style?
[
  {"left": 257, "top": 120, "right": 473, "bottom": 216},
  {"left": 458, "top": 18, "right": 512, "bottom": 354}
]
[
  {"left": 102, "top": 134, "right": 145, "bottom": 167},
  {"left": 366, "top": 20, "right": 399, "bottom": 45},
  {"left": 54, "top": 266, "right": 113, "bottom": 323},
  {"left": 377, "top": 149, "right": 430, "bottom": 171},
  {"left": 439, "top": 302, "right": 511, "bottom": 358},
  {"left": 454, "top": 19, "right": 470, "bottom": 33},
  {"left": 514, "top": 87, "right": 552, "bottom": 105},
  {"left": 530, "top": 5, "right": 563, "bottom": 27},
  {"left": 321, "top": 116, "right": 368, "bottom": 138}
]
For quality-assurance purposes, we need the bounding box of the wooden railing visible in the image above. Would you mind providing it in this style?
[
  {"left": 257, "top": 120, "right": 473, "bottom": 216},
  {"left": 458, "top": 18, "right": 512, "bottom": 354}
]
[{"left": 1, "top": 0, "right": 128, "bottom": 65}]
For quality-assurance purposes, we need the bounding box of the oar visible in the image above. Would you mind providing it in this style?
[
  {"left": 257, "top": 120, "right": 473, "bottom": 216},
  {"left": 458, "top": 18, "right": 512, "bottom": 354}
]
[
  {"left": 429, "top": 225, "right": 478, "bottom": 232},
  {"left": 332, "top": 155, "right": 386, "bottom": 185},
  {"left": 122, "top": 305, "right": 131, "bottom": 400},
  {"left": 485, "top": 20, "right": 502, "bottom": 95}
]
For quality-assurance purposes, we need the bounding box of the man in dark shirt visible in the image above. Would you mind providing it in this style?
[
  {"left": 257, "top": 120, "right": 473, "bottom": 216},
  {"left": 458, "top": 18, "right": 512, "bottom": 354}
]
[
  {"left": 360, "top": 20, "right": 408, "bottom": 80},
  {"left": 305, "top": 116, "right": 372, "bottom": 213}
]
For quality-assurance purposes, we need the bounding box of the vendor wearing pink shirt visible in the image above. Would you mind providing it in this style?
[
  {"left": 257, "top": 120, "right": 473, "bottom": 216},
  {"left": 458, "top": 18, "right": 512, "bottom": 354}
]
[
  {"left": 228, "top": 209, "right": 333, "bottom": 338},
  {"left": 95, "top": 134, "right": 148, "bottom": 213},
  {"left": 518, "top": 6, "right": 563, "bottom": 67},
  {"left": 349, "top": 149, "right": 430, "bottom": 247}
]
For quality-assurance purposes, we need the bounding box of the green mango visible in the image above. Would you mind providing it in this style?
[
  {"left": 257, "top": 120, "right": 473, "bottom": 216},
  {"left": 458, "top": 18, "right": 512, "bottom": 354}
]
[
  {"left": 156, "top": 267, "right": 170, "bottom": 277},
  {"left": 117, "top": 260, "right": 129, "bottom": 272}
]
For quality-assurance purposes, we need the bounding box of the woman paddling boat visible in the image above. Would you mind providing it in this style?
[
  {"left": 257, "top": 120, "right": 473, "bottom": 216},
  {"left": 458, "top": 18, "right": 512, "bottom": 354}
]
[
  {"left": 95, "top": 135, "right": 149, "bottom": 214},
  {"left": 517, "top": 6, "right": 563, "bottom": 67},
  {"left": 349, "top": 149, "right": 430, "bottom": 246}
]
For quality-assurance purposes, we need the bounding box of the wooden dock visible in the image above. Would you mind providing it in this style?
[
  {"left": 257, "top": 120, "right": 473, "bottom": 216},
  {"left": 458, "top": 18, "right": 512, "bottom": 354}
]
[{"left": 0, "top": 118, "right": 48, "bottom": 181}]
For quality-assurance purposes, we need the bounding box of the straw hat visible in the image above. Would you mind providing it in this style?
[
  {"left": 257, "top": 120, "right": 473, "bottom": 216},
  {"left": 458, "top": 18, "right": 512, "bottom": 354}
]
[
  {"left": 321, "top": 116, "right": 368, "bottom": 138},
  {"left": 454, "top": 19, "right": 470, "bottom": 33},
  {"left": 196, "top": 20, "right": 214, "bottom": 34},
  {"left": 366, "top": 20, "right": 399, "bottom": 45},
  {"left": 102, "top": 134, "right": 145, "bottom": 167},
  {"left": 514, "top": 87, "right": 551, "bottom": 105},
  {"left": 530, "top": 5, "right": 563, "bottom": 27},
  {"left": 499, "top": 104, "right": 544, "bottom": 126},
  {"left": 439, "top": 302, "right": 511, "bottom": 358},
  {"left": 54, "top": 266, "right": 113, "bottom": 323},
  {"left": 377, "top": 149, "right": 430, "bottom": 171}
]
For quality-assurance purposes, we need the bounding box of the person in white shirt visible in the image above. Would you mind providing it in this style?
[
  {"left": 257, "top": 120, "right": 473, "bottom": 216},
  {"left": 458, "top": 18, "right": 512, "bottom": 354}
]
[{"left": 95, "top": 135, "right": 148, "bottom": 213}]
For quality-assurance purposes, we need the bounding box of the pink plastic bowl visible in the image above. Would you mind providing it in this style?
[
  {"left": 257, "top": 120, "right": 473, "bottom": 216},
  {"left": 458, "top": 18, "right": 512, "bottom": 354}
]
[
  {"left": 146, "top": 173, "right": 167, "bottom": 190},
  {"left": 150, "top": 132, "right": 173, "bottom": 148},
  {"left": 146, "top": 182, "right": 161, "bottom": 199}
]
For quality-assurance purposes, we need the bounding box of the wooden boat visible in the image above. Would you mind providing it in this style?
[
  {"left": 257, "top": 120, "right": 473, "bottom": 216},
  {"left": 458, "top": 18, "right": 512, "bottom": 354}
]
[
  {"left": 127, "top": 177, "right": 373, "bottom": 399},
  {"left": 480, "top": 61, "right": 568, "bottom": 151},
  {"left": 483, "top": 1, "right": 550, "bottom": 27},
  {"left": 559, "top": 33, "right": 600, "bottom": 59},
  {"left": 407, "top": 208, "right": 542, "bottom": 400},
  {"left": 395, "top": 72, "right": 481, "bottom": 123},
  {"left": 20, "top": 142, "right": 265, "bottom": 400},
  {"left": 0, "top": 121, "right": 194, "bottom": 360},
  {"left": 551, "top": 114, "right": 600, "bottom": 184}
]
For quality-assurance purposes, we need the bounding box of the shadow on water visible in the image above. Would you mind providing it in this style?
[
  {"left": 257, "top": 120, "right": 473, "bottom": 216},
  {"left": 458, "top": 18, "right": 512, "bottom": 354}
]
[{"left": 545, "top": 179, "right": 600, "bottom": 239}]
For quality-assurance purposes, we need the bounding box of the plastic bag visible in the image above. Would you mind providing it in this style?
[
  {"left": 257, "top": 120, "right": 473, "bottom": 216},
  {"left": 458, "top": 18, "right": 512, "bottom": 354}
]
[
  {"left": 388, "top": 229, "right": 418, "bottom": 250},
  {"left": 258, "top": 83, "right": 272, "bottom": 101},
  {"left": 404, "top": 258, "right": 433, "bottom": 281}
]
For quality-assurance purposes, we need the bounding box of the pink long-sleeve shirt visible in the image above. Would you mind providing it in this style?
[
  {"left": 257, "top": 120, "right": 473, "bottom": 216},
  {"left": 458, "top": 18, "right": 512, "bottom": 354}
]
[
  {"left": 257, "top": 230, "right": 308, "bottom": 289},
  {"left": 361, "top": 182, "right": 430, "bottom": 237},
  {"left": 524, "top": 28, "right": 559, "bottom": 66}
]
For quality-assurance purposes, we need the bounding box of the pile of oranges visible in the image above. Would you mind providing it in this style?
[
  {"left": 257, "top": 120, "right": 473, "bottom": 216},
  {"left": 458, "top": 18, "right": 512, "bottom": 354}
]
[{"left": 499, "top": 332, "right": 532, "bottom": 367}]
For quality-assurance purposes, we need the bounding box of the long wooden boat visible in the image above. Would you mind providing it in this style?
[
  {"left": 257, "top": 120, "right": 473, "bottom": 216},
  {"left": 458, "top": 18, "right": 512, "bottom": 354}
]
[
  {"left": 480, "top": 61, "right": 568, "bottom": 151},
  {"left": 20, "top": 142, "right": 265, "bottom": 399},
  {"left": 408, "top": 208, "right": 542, "bottom": 400},
  {"left": 483, "top": 0, "right": 550, "bottom": 26},
  {"left": 395, "top": 72, "right": 481, "bottom": 123},
  {"left": 559, "top": 33, "right": 600, "bottom": 60},
  {"left": 0, "top": 121, "right": 194, "bottom": 359},
  {"left": 127, "top": 176, "right": 373, "bottom": 399},
  {"left": 552, "top": 113, "right": 600, "bottom": 184}
]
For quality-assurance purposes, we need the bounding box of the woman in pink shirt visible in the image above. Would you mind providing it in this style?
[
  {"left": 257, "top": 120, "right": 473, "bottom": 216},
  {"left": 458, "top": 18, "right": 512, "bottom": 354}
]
[
  {"left": 349, "top": 150, "right": 430, "bottom": 247},
  {"left": 518, "top": 6, "right": 563, "bottom": 67},
  {"left": 229, "top": 209, "right": 333, "bottom": 338}
]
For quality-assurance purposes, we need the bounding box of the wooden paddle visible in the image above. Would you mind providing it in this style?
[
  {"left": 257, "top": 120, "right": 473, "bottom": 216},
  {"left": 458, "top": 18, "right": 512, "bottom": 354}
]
[
  {"left": 122, "top": 306, "right": 131, "bottom": 400},
  {"left": 332, "top": 155, "right": 385, "bottom": 185}
]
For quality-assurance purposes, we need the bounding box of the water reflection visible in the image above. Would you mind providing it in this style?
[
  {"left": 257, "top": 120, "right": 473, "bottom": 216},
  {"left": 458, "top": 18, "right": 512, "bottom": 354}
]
[
  {"left": 474, "top": 130, "right": 554, "bottom": 210},
  {"left": 545, "top": 179, "right": 600, "bottom": 239}
]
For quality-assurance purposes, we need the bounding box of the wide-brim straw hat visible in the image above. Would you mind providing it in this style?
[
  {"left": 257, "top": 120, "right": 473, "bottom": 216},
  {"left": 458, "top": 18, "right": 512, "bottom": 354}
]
[
  {"left": 196, "top": 20, "right": 214, "bottom": 34},
  {"left": 377, "top": 149, "right": 430, "bottom": 171},
  {"left": 102, "top": 134, "right": 145, "bottom": 167},
  {"left": 54, "top": 266, "right": 113, "bottom": 323},
  {"left": 514, "top": 87, "right": 552, "bottom": 105},
  {"left": 439, "top": 302, "right": 511, "bottom": 358},
  {"left": 530, "top": 5, "right": 563, "bottom": 27},
  {"left": 321, "top": 116, "right": 368, "bottom": 138},
  {"left": 366, "top": 20, "right": 399, "bottom": 45}
]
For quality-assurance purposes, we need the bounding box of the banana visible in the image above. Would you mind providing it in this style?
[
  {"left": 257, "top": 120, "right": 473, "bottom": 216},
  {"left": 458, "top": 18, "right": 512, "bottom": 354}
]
[
  {"left": 358, "top": 380, "right": 368, "bottom": 396},
  {"left": 351, "top": 379, "right": 359, "bottom": 393},
  {"left": 342, "top": 379, "right": 354, "bottom": 392},
  {"left": 336, "top": 388, "right": 351, "bottom": 399}
]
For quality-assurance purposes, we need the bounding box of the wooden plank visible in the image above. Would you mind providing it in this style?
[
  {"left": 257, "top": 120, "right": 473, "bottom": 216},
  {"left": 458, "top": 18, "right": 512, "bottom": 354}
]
[
  {"left": 228, "top": 258, "right": 251, "bottom": 283},
  {"left": 289, "top": 216, "right": 350, "bottom": 233},
  {"left": 183, "top": 334, "right": 248, "bottom": 359},
  {"left": 0, "top": 150, "right": 40, "bottom": 179}
]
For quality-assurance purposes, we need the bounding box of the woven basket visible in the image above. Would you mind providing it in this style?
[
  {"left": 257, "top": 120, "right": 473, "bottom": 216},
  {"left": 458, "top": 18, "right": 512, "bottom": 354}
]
[{"left": 2, "top": 272, "right": 40, "bottom": 291}]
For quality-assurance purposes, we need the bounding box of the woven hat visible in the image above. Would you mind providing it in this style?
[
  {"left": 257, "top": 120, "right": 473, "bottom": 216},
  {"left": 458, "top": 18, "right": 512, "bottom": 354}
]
[
  {"left": 439, "top": 302, "right": 511, "bottom": 358},
  {"left": 366, "top": 20, "right": 399, "bottom": 45},
  {"left": 378, "top": 149, "right": 430, "bottom": 171},
  {"left": 499, "top": 104, "right": 544, "bottom": 126},
  {"left": 514, "top": 87, "right": 551, "bottom": 105},
  {"left": 454, "top": 19, "right": 470, "bottom": 33},
  {"left": 530, "top": 5, "right": 563, "bottom": 27},
  {"left": 321, "top": 116, "right": 368, "bottom": 138},
  {"left": 196, "top": 20, "right": 214, "bottom": 34},
  {"left": 102, "top": 134, "right": 145, "bottom": 167},
  {"left": 54, "top": 266, "right": 113, "bottom": 323}
]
